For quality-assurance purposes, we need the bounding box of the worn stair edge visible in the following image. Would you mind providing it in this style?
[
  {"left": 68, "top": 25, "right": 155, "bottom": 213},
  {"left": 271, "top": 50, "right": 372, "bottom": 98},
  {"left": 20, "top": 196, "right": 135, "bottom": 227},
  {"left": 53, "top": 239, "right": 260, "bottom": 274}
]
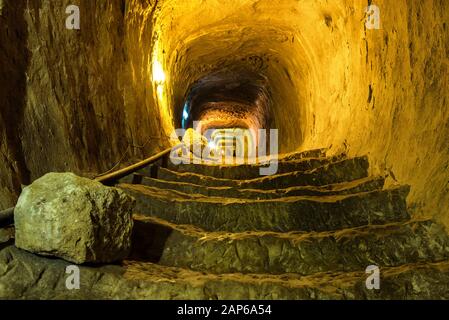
[
  {"left": 131, "top": 175, "right": 385, "bottom": 200},
  {"left": 131, "top": 215, "right": 449, "bottom": 276},
  {"left": 269, "top": 148, "right": 328, "bottom": 161},
  {"left": 165, "top": 154, "right": 346, "bottom": 180},
  {"left": 120, "top": 184, "right": 411, "bottom": 232},
  {"left": 276, "top": 148, "right": 328, "bottom": 161},
  {"left": 150, "top": 156, "right": 370, "bottom": 189},
  {"left": 2, "top": 245, "right": 449, "bottom": 299},
  {"left": 170, "top": 148, "right": 329, "bottom": 167}
]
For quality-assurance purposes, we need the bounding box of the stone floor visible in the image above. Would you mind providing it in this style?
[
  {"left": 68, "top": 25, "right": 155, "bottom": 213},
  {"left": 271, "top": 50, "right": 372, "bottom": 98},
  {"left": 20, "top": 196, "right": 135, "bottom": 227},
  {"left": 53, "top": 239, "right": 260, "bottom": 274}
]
[{"left": 1, "top": 149, "right": 449, "bottom": 299}]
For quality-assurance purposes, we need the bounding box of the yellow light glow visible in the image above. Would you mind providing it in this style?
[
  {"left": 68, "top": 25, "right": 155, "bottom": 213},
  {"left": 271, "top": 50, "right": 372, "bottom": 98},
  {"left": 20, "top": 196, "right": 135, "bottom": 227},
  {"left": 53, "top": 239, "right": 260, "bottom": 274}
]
[{"left": 152, "top": 60, "right": 166, "bottom": 83}]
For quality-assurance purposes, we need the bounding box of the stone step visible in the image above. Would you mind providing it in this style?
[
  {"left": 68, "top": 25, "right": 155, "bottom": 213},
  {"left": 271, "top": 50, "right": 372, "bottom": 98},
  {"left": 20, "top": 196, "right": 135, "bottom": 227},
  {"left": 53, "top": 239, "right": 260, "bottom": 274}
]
[
  {"left": 3, "top": 244, "right": 449, "bottom": 299},
  {"left": 276, "top": 148, "right": 328, "bottom": 161},
  {"left": 173, "top": 148, "right": 329, "bottom": 166},
  {"left": 119, "top": 184, "right": 411, "bottom": 232},
  {"left": 165, "top": 155, "right": 345, "bottom": 180},
  {"left": 118, "top": 148, "right": 329, "bottom": 184},
  {"left": 131, "top": 216, "right": 449, "bottom": 276},
  {"left": 148, "top": 156, "right": 370, "bottom": 189},
  {"left": 134, "top": 175, "right": 385, "bottom": 200}
]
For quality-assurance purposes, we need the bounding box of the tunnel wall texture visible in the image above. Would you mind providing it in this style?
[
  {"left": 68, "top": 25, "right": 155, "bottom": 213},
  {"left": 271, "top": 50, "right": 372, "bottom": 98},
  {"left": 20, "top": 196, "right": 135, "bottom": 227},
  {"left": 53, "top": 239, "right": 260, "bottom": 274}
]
[
  {"left": 0, "top": 0, "right": 171, "bottom": 209},
  {"left": 0, "top": 0, "right": 448, "bottom": 231}
]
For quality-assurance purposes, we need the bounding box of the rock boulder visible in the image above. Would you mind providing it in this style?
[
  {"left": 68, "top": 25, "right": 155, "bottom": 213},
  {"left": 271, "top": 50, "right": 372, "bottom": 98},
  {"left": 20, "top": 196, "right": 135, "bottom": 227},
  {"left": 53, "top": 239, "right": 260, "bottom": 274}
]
[{"left": 14, "top": 172, "right": 135, "bottom": 264}]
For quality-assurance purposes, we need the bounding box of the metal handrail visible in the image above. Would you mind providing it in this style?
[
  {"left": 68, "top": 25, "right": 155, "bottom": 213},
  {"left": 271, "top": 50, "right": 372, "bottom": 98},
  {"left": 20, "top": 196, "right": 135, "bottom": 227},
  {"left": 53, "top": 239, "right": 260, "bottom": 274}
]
[
  {"left": 0, "top": 145, "right": 179, "bottom": 227},
  {"left": 95, "top": 146, "right": 174, "bottom": 185}
]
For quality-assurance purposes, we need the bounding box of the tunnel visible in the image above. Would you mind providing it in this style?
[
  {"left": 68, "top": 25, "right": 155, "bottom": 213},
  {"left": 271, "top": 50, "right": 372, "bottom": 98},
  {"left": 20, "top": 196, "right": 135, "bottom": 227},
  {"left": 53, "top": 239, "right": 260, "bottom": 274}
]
[
  {"left": 156, "top": 8, "right": 311, "bottom": 153},
  {"left": 0, "top": 0, "right": 449, "bottom": 300}
]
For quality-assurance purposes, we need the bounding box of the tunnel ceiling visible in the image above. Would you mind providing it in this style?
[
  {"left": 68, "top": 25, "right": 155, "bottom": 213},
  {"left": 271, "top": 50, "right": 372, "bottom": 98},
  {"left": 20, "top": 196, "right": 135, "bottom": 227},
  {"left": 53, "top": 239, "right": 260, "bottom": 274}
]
[
  {"left": 181, "top": 69, "right": 270, "bottom": 133},
  {"left": 152, "top": 0, "right": 319, "bottom": 151}
]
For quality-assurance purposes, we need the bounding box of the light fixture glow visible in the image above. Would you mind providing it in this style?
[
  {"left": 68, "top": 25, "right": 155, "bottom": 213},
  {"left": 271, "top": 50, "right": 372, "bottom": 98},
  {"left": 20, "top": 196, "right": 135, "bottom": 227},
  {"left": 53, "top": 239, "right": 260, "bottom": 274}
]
[
  {"left": 152, "top": 60, "right": 166, "bottom": 83},
  {"left": 183, "top": 109, "right": 189, "bottom": 120}
]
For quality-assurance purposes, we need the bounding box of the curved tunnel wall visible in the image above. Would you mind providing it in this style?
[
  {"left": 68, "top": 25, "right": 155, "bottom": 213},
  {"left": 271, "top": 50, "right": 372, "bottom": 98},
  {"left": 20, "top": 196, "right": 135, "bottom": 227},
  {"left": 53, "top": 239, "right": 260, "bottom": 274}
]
[
  {"left": 159, "top": 21, "right": 312, "bottom": 151},
  {"left": 152, "top": 0, "right": 449, "bottom": 228},
  {"left": 0, "top": 0, "right": 448, "bottom": 231}
]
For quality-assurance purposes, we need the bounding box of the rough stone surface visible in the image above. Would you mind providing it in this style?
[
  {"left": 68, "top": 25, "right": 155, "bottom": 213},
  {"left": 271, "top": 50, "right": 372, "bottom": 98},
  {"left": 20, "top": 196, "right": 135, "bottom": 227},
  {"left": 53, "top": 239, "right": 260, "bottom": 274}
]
[
  {"left": 167, "top": 155, "right": 345, "bottom": 180},
  {"left": 15, "top": 173, "right": 135, "bottom": 264},
  {"left": 132, "top": 216, "right": 449, "bottom": 275},
  {"left": 277, "top": 149, "right": 327, "bottom": 161},
  {"left": 158, "top": 156, "right": 370, "bottom": 189},
  {"left": 0, "top": 226, "right": 13, "bottom": 243},
  {"left": 0, "top": 0, "right": 168, "bottom": 211},
  {"left": 0, "top": 0, "right": 448, "bottom": 233},
  {"left": 132, "top": 175, "right": 385, "bottom": 199},
  {"left": 121, "top": 184, "right": 410, "bottom": 232},
  {"left": 2, "top": 244, "right": 449, "bottom": 300},
  {"left": 1, "top": 150, "right": 449, "bottom": 299},
  {"left": 153, "top": 0, "right": 449, "bottom": 230},
  {"left": 0, "top": 0, "right": 448, "bottom": 299}
]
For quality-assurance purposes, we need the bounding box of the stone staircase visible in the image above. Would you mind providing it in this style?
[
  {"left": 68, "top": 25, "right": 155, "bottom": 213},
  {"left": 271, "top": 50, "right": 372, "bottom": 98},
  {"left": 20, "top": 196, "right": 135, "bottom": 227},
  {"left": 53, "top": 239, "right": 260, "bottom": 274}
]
[{"left": 1, "top": 148, "right": 449, "bottom": 299}]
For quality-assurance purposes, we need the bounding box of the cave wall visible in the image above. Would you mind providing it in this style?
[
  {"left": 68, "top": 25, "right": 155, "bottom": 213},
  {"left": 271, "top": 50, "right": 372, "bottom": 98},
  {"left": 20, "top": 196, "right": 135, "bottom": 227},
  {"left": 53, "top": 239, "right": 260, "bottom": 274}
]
[
  {"left": 296, "top": 0, "right": 449, "bottom": 228},
  {"left": 0, "top": 0, "right": 170, "bottom": 209},
  {"left": 152, "top": 0, "right": 449, "bottom": 229},
  {"left": 0, "top": 0, "right": 30, "bottom": 209},
  {"left": 0, "top": 0, "right": 448, "bottom": 232}
]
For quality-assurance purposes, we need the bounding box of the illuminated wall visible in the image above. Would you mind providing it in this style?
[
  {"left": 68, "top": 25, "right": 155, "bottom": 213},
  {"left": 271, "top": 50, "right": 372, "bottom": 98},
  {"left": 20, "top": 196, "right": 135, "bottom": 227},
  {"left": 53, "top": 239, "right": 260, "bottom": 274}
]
[{"left": 0, "top": 0, "right": 448, "bottom": 231}]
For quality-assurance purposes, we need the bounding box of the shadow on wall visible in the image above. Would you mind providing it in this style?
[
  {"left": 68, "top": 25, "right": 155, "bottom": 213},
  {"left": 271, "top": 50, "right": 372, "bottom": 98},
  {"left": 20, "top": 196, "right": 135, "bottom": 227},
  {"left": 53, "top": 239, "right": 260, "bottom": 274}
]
[{"left": 0, "top": 0, "right": 31, "bottom": 209}]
